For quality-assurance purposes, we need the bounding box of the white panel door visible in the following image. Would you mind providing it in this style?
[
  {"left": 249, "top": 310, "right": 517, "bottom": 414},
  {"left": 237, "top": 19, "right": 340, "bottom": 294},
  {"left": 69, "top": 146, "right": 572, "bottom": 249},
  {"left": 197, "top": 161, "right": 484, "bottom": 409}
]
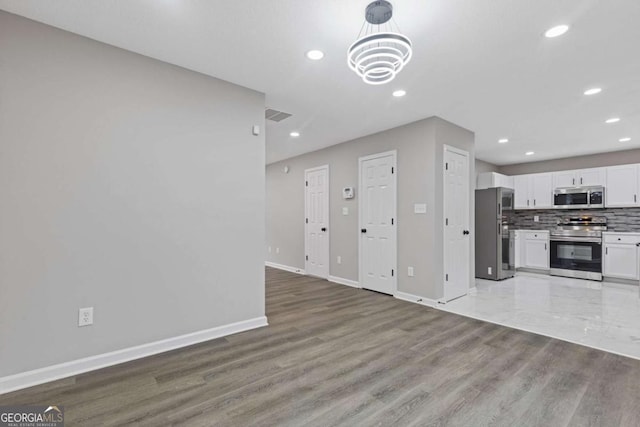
[
  {"left": 305, "top": 166, "right": 329, "bottom": 278},
  {"left": 443, "top": 146, "right": 470, "bottom": 302},
  {"left": 359, "top": 151, "right": 396, "bottom": 295},
  {"left": 606, "top": 164, "right": 638, "bottom": 207}
]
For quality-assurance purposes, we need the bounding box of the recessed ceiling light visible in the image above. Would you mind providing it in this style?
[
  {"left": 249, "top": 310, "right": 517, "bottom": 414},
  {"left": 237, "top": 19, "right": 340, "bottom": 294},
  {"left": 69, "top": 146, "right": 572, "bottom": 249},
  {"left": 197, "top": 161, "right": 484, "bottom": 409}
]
[
  {"left": 620, "top": 137, "right": 632, "bottom": 142},
  {"left": 498, "top": 138, "right": 509, "bottom": 144},
  {"left": 545, "top": 25, "right": 569, "bottom": 38},
  {"left": 306, "top": 50, "right": 324, "bottom": 60},
  {"left": 525, "top": 151, "right": 535, "bottom": 156},
  {"left": 290, "top": 131, "right": 300, "bottom": 137},
  {"left": 583, "top": 88, "right": 602, "bottom": 96},
  {"left": 392, "top": 90, "right": 406, "bottom": 97},
  {"left": 605, "top": 117, "right": 621, "bottom": 124}
]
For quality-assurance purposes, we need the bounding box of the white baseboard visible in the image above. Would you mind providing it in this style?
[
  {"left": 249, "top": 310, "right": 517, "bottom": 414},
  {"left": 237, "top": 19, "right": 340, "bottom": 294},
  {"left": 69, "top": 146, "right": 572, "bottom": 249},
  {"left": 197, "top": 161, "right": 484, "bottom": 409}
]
[
  {"left": 328, "top": 276, "right": 361, "bottom": 288},
  {"left": 394, "top": 291, "right": 438, "bottom": 308},
  {"left": 265, "top": 261, "right": 305, "bottom": 275},
  {"left": 0, "top": 316, "right": 268, "bottom": 395}
]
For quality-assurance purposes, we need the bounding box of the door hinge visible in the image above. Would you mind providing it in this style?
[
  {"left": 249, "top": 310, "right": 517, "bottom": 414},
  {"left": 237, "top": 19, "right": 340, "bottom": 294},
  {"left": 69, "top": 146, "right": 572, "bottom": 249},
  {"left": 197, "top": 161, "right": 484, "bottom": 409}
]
[
  {"left": 391, "top": 269, "right": 395, "bottom": 277},
  {"left": 391, "top": 218, "right": 394, "bottom": 225},
  {"left": 306, "top": 255, "right": 309, "bottom": 261},
  {"left": 446, "top": 274, "right": 449, "bottom": 281},
  {"left": 305, "top": 181, "right": 308, "bottom": 186},
  {"left": 446, "top": 218, "right": 449, "bottom": 226},
  {"left": 445, "top": 162, "right": 449, "bottom": 170},
  {"left": 305, "top": 218, "right": 308, "bottom": 223},
  {"left": 391, "top": 166, "right": 394, "bottom": 174}
]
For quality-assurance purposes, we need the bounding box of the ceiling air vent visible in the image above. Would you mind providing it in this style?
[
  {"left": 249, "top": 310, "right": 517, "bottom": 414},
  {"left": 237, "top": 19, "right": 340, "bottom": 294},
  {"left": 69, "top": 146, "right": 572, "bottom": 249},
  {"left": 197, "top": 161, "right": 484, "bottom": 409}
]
[{"left": 265, "top": 108, "right": 292, "bottom": 122}]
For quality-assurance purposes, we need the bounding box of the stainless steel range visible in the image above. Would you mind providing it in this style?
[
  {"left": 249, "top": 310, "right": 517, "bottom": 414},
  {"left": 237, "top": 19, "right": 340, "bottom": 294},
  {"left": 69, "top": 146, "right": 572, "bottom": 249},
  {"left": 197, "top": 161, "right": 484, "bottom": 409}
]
[{"left": 550, "top": 216, "right": 607, "bottom": 281}]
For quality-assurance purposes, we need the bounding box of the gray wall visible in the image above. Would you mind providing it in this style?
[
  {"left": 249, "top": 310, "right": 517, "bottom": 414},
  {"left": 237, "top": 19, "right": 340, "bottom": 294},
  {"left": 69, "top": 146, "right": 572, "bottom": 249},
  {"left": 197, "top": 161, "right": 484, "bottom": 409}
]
[
  {"left": 0, "top": 11, "right": 265, "bottom": 377},
  {"left": 475, "top": 159, "right": 500, "bottom": 176},
  {"left": 266, "top": 117, "right": 474, "bottom": 300},
  {"left": 499, "top": 148, "right": 640, "bottom": 175}
]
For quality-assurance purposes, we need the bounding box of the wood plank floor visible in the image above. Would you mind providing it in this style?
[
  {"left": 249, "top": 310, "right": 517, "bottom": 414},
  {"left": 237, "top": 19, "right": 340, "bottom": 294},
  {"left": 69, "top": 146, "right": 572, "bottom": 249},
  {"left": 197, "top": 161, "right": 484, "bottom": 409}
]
[{"left": 2, "top": 267, "right": 640, "bottom": 426}]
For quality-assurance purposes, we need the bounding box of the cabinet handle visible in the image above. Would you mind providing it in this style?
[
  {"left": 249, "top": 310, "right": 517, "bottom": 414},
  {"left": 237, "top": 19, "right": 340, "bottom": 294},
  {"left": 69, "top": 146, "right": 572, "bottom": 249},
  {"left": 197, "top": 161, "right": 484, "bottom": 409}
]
[
  {"left": 580, "top": 177, "right": 583, "bottom": 185},
  {"left": 527, "top": 199, "right": 530, "bottom": 207},
  {"left": 572, "top": 178, "right": 575, "bottom": 185},
  {"left": 635, "top": 194, "right": 637, "bottom": 203},
  {"left": 606, "top": 247, "right": 608, "bottom": 255},
  {"left": 534, "top": 199, "right": 536, "bottom": 206},
  {"left": 545, "top": 243, "right": 547, "bottom": 250}
]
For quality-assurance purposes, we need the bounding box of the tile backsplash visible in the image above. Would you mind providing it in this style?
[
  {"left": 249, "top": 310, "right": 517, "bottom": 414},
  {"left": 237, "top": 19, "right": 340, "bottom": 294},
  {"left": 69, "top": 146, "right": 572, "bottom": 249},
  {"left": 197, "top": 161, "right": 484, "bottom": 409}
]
[{"left": 510, "top": 208, "right": 640, "bottom": 232}]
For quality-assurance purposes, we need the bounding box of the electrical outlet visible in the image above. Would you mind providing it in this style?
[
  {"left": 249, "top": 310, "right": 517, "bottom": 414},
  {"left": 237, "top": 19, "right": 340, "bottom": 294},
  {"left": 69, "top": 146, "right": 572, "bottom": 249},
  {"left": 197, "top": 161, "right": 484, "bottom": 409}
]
[
  {"left": 337, "top": 256, "right": 342, "bottom": 264},
  {"left": 276, "top": 247, "right": 280, "bottom": 254},
  {"left": 488, "top": 267, "right": 492, "bottom": 275},
  {"left": 408, "top": 266, "right": 414, "bottom": 277},
  {"left": 342, "top": 207, "right": 349, "bottom": 215},
  {"left": 268, "top": 246, "right": 272, "bottom": 253},
  {"left": 534, "top": 215, "right": 540, "bottom": 222},
  {"left": 78, "top": 307, "right": 94, "bottom": 327}
]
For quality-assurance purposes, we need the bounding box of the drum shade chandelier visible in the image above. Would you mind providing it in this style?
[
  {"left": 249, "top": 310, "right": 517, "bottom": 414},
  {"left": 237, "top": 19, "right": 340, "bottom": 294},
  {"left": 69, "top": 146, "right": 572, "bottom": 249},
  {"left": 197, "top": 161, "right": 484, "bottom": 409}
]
[{"left": 347, "top": 1, "right": 413, "bottom": 85}]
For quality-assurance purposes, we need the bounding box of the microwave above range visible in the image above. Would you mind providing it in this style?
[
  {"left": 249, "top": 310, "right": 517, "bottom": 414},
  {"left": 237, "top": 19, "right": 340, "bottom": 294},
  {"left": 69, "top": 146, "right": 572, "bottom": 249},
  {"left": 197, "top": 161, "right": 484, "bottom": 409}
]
[{"left": 553, "top": 186, "right": 604, "bottom": 209}]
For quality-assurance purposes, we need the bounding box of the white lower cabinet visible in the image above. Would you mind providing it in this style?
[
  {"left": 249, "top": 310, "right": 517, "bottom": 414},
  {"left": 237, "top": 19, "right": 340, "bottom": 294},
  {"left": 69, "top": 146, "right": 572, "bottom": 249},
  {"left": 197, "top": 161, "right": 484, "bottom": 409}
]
[
  {"left": 603, "top": 233, "right": 640, "bottom": 280},
  {"left": 521, "top": 231, "right": 550, "bottom": 270}
]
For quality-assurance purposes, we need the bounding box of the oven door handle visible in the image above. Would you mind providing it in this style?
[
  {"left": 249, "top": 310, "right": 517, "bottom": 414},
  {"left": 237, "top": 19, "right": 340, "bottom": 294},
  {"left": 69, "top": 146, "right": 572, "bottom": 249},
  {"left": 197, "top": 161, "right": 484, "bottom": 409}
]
[{"left": 550, "top": 236, "right": 602, "bottom": 243}]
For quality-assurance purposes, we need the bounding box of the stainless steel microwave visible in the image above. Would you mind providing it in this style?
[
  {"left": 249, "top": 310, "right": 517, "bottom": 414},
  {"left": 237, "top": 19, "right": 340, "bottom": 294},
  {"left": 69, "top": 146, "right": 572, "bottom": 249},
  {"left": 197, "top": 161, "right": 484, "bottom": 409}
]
[{"left": 553, "top": 186, "right": 604, "bottom": 209}]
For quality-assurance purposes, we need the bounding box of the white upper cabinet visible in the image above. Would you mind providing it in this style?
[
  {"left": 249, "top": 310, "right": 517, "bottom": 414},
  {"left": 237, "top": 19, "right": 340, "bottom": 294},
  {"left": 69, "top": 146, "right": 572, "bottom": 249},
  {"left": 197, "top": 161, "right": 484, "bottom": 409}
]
[
  {"left": 578, "top": 167, "right": 605, "bottom": 186},
  {"left": 513, "top": 173, "right": 553, "bottom": 209},
  {"left": 553, "top": 170, "right": 578, "bottom": 188},
  {"left": 530, "top": 173, "right": 553, "bottom": 208},
  {"left": 514, "top": 175, "right": 531, "bottom": 209},
  {"left": 605, "top": 164, "right": 639, "bottom": 207},
  {"left": 552, "top": 168, "right": 605, "bottom": 188},
  {"left": 476, "top": 172, "right": 514, "bottom": 190}
]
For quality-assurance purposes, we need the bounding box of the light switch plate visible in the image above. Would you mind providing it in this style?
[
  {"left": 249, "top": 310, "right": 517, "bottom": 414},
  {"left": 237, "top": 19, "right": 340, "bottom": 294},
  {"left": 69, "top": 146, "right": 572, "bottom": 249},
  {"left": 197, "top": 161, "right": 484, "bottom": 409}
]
[
  {"left": 342, "top": 207, "right": 349, "bottom": 215},
  {"left": 408, "top": 266, "right": 414, "bottom": 277},
  {"left": 414, "top": 203, "right": 427, "bottom": 214}
]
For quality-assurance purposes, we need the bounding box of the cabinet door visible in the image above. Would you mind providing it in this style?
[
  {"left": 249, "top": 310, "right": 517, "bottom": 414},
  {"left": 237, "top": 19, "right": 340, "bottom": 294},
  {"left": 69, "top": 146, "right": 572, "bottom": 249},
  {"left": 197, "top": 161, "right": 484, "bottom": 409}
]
[
  {"left": 524, "top": 239, "right": 549, "bottom": 269},
  {"left": 514, "top": 232, "right": 521, "bottom": 268},
  {"left": 606, "top": 165, "right": 638, "bottom": 207},
  {"left": 553, "top": 170, "right": 577, "bottom": 188},
  {"left": 604, "top": 243, "right": 638, "bottom": 279},
  {"left": 497, "top": 174, "right": 514, "bottom": 190},
  {"left": 513, "top": 175, "right": 530, "bottom": 209},
  {"left": 578, "top": 167, "right": 605, "bottom": 186},
  {"left": 531, "top": 173, "right": 553, "bottom": 209}
]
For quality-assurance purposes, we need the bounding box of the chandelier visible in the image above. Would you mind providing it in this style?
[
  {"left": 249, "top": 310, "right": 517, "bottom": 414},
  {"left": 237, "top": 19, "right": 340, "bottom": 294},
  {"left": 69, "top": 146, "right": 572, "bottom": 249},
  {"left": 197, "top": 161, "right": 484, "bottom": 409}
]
[{"left": 347, "top": 1, "right": 413, "bottom": 85}]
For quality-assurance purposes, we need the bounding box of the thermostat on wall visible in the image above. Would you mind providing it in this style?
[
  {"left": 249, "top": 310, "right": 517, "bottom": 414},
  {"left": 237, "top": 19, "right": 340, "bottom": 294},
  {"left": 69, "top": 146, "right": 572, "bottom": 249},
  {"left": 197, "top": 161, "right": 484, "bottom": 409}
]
[{"left": 343, "top": 187, "right": 355, "bottom": 199}]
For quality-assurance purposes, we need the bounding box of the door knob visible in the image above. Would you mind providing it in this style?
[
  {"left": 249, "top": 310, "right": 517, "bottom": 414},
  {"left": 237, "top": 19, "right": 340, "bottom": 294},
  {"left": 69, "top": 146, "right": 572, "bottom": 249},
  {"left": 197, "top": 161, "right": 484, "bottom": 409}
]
[
  {"left": 321, "top": 227, "right": 327, "bottom": 232},
  {"left": 463, "top": 230, "right": 470, "bottom": 235},
  {"left": 361, "top": 228, "right": 367, "bottom": 233}
]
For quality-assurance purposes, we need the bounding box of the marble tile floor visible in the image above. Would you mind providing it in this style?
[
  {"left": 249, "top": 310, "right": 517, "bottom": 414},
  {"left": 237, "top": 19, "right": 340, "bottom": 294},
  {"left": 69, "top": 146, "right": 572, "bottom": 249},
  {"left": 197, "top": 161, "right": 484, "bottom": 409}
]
[{"left": 439, "top": 272, "right": 640, "bottom": 360}]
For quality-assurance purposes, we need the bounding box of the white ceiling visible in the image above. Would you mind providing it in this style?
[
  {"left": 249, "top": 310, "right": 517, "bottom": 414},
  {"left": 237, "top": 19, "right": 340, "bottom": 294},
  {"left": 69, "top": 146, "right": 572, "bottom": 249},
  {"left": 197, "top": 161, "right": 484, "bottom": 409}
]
[{"left": 1, "top": 0, "right": 639, "bottom": 165}]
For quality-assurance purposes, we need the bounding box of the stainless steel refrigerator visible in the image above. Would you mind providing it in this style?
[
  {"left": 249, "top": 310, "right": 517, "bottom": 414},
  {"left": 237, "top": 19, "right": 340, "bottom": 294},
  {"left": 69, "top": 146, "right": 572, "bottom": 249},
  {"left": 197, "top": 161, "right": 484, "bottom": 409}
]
[{"left": 475, "top": 187, "right": 515, "bottom": 280}]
